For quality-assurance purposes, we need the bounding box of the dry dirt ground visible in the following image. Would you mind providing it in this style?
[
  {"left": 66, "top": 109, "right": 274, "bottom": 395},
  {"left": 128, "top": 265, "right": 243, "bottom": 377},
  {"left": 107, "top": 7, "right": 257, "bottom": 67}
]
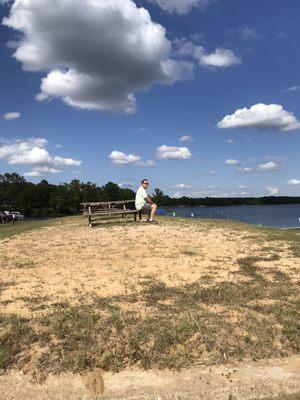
[
  {"left": 0, "top": 217, "right": 298, "bottom": 314},
  {"left": 0, "top": 216, "right": 299, "bottom": 399},
  {"left": 0, "top": 356, "right": 299, "bottom": 400}
]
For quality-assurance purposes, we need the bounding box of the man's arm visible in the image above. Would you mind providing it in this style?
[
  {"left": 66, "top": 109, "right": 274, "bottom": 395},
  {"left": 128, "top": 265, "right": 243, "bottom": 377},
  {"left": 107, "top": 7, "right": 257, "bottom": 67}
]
[{"left": 145, "top": 195, "right": 154, "bottom": 205}]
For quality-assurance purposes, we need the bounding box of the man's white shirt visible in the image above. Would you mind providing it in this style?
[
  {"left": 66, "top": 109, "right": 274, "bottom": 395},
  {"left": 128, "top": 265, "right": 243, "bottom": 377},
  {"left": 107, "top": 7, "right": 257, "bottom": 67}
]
[{"left": 135, "top": 186, "right": 148, "bottom": 210}]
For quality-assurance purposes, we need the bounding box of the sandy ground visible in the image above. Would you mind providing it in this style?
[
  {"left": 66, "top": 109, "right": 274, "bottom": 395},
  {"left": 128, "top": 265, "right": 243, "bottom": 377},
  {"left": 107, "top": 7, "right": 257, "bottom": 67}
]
[
  {"left": 0, "top": 356, "right": 299, "bottom": 400},
  {"left": 0, "top": 217, "right": 298, "bottom": 317},
  {"left": 1, "top": 217, "right": 299, "bottom": 399}
]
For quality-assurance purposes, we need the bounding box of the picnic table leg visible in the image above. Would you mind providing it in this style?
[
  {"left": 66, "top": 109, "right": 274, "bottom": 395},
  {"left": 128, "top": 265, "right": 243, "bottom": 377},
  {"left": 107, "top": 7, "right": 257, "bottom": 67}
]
[
  {"left": 134, "top": 212, "right": 137, "bottom": 222},
  {"left": 88, "top": 206, "right": 92, "bottom": 228}
]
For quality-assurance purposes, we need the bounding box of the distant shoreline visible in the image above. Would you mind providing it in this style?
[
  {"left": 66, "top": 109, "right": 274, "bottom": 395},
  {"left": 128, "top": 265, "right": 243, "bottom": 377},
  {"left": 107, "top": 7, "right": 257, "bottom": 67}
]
[
  {"left": 163, "top": 201, "right": 300, "bottom": 209},
  {"left": 160, "top": 197, "right": 300, "bottom": 208}
]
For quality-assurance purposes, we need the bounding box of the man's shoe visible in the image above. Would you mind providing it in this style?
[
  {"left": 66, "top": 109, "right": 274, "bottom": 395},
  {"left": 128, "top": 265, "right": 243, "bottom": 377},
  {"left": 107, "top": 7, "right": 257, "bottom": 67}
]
[{"left": 148, "top": 219, "right": 158, "bottom": 224}]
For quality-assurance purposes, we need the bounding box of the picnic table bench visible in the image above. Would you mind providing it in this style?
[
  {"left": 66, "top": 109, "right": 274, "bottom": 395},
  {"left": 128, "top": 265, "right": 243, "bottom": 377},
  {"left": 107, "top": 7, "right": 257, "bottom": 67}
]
[{"left": 81, "top": 200, "right": 142, "bottom": 227}]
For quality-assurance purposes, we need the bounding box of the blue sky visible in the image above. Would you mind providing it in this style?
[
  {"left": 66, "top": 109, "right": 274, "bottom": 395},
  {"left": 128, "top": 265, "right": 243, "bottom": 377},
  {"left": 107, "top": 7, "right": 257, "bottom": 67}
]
[{"left": 0, "top": 0, "right": 300, "bottom": 197}]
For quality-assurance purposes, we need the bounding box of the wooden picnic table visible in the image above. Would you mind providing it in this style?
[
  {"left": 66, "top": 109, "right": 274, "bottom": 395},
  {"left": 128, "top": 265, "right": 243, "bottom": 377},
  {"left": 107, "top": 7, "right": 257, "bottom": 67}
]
[{"left": 81, "top": 200, "right": 142, "bottom": 227}]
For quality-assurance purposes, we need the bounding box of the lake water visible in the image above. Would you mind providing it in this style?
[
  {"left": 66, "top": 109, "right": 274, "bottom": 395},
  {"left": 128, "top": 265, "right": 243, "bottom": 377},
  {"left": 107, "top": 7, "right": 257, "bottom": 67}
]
[{"left": 163, "top": 204, "right": 300, "bottom": 229}]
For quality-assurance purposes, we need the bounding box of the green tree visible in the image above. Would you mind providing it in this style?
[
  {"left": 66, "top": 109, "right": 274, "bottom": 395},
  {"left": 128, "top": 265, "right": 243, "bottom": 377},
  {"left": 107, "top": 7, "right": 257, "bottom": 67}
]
[
  {"left": 152, "top": 188, "right": 165, "bottom": 206},
  {"left": 81, "top": 182, "right": 103, "bottom": 202},
  {"left": 67, "top": 179, "right": 82, "bottom": 213},
  {"left": 0, "top": 173, "right": 26, "bottom": 184},
  {"left": 120, "top": 188, "right": 135, "bottom": 201},
  {"left": 102, "top": 182, "right": 121, "bottom": 201}
]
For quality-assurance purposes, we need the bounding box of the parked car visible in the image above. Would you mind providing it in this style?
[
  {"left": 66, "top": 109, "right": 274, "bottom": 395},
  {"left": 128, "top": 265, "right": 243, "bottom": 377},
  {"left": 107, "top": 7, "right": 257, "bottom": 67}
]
[{"left": 11, "top": 211, "right": 25, "bottom": 221}]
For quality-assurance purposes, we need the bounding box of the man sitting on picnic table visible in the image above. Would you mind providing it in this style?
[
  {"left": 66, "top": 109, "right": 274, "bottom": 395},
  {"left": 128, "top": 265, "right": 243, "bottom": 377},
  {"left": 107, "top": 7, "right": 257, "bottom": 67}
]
[{"left": 135, "top": 179, "right": 158, "bottom": 224}]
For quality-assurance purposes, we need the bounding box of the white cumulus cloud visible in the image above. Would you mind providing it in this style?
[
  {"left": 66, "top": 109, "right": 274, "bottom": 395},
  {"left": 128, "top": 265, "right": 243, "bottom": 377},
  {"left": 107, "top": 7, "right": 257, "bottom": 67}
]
[
  {"left": 0, "top": 138, "right": 81, "bottom": 174},
  {"left": 172, "top": 191, "right": 183, "bottom": 198},
  {"left": 283, "top": 86, "right": 300, "bottom": 93},
  {"left": 3, "top": 0, "right": 193, "bottom": 113},
  {"left": 266, "top": 185, "right": 279, "bottom": 195},
  {"left": 52, "top": 156, "right": 81, "bottom": 166},
  {"left": 24, "top": 166, "right": 62, "bottom": 177},
  {"left": 173, "top": 39, "right": 241, "bottom": 69},
  {"left": 225, "top": 159, "right": 240, "bottom": 165},
  {"left": 199, "top": 48, "right": 242, "bottom": 68},
  {"left": 118, "top": 182, "right": 135, "bottom": 189},
  {"left": 179, "top": 135, "right": 194, "bottom": 142},
  {"left": 156, "top": 145, "right": 192, "bottom": 160},
  {"left": 174, "top": 183, "right": 192, "bottom": 189},
  {"left": 287, "top": 179, "right": 300, "bottom": 185},
  {"left": 137, "top": 160, "right": 156, "bottom": 167},
  {"left": 237, "top": 167, "right": 252, "bottom": 173},
  {"left": 23, "top": 170, "right": 41, "bottom": 177},
  {"left": 258, "top": 162, "right": 279, "bottom": 171},
  {"left": 3, "top": 112, "right": 20, "bottom": 120},
  {"left": 147, "top": 0, "right": 212, "bottom": 14},
  {"left": 109, "top": 151, "right": 155, "bottom": 167},
  {"left": 218, "top": 104, "right": 300, "bottom": 131}
]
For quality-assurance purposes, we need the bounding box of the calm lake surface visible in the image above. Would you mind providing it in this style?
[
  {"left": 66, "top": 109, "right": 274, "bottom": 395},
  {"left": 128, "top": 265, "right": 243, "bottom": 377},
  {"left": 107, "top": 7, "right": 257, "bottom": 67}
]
[{"left": 165, "top": 204, "right": 300, "bottom": 229}]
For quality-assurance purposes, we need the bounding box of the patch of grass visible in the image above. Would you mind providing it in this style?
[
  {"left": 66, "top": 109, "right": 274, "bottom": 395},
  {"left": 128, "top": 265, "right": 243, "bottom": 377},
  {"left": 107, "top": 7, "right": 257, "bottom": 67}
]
[
  {"left": 268, "top": 253, "right": 281, "bottom": 261},
  {"left": 237, "top": 256, "right": 266, "bottom": 281},
  {"left": 31, "top": 276, "right": 297, "bottom": 376},
  {"left": 43, "top": 303, "right": 99, "bottom": 372},
  {"left": 3, "top": 249, "right": 297, "bottom": 378},
  {"left": 140, "top": 278, "right": 171, "bottom": 306},
  {"left": 0, "top": 216, "right": 81, "bottom": 240},
  {"left": 253, "top": 301, "right": 300, "bottom": 352},
  {"left": 181, "top": 218, "right": 300, "bottom": 260},
  {"left": 181, "top": 248, "right": 198, "bottom": 256},
  {"left": 0, "top": 314, "right": 37, "bottom": 369},
  {"left": 17, "top": 295, "right": 52, "bottom": 311},
  {"left": 290, "top": 242, "right": 300, "bottom": 258},
  {"left": 236, "top": 254, "right": 281, "bottom": 282},
  {"left": 268, "top": 269, "right": 291, "bottom": 282},
  {"left": 0, "top": 264, "right": 299, "bottom": 377},
  {"left": 13, "top": 259, "right": 36, "bottom": 269},
  {"left": 200, "top": 273, "right": 214, "bottom": 283},
  {"left": 0, "top": 300, "right": 13, "bottom": 306},
  {"left": 259, "top": 228, "right": 300, "bottom": 258},
  {"left": 0, "top": 281, "right": 14, "bottom": 294}
]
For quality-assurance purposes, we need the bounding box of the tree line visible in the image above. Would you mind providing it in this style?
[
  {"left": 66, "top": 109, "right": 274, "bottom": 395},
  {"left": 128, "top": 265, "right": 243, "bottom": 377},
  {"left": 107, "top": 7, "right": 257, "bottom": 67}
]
[
  {"left": 0, "top": 173, "right": 299, "bottom": 218},
  {"left": 0, "top": 173, "right": 136, "bottom": 217}
]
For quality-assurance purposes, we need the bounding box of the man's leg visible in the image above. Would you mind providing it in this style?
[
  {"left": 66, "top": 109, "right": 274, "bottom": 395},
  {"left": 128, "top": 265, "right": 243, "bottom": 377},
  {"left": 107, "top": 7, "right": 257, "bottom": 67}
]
[
  {"left": 140, "top": 205, "right": 151, "bottom": 222},
  {"left": 150, "top": 203, "right": 157, "bottom": 220}
]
